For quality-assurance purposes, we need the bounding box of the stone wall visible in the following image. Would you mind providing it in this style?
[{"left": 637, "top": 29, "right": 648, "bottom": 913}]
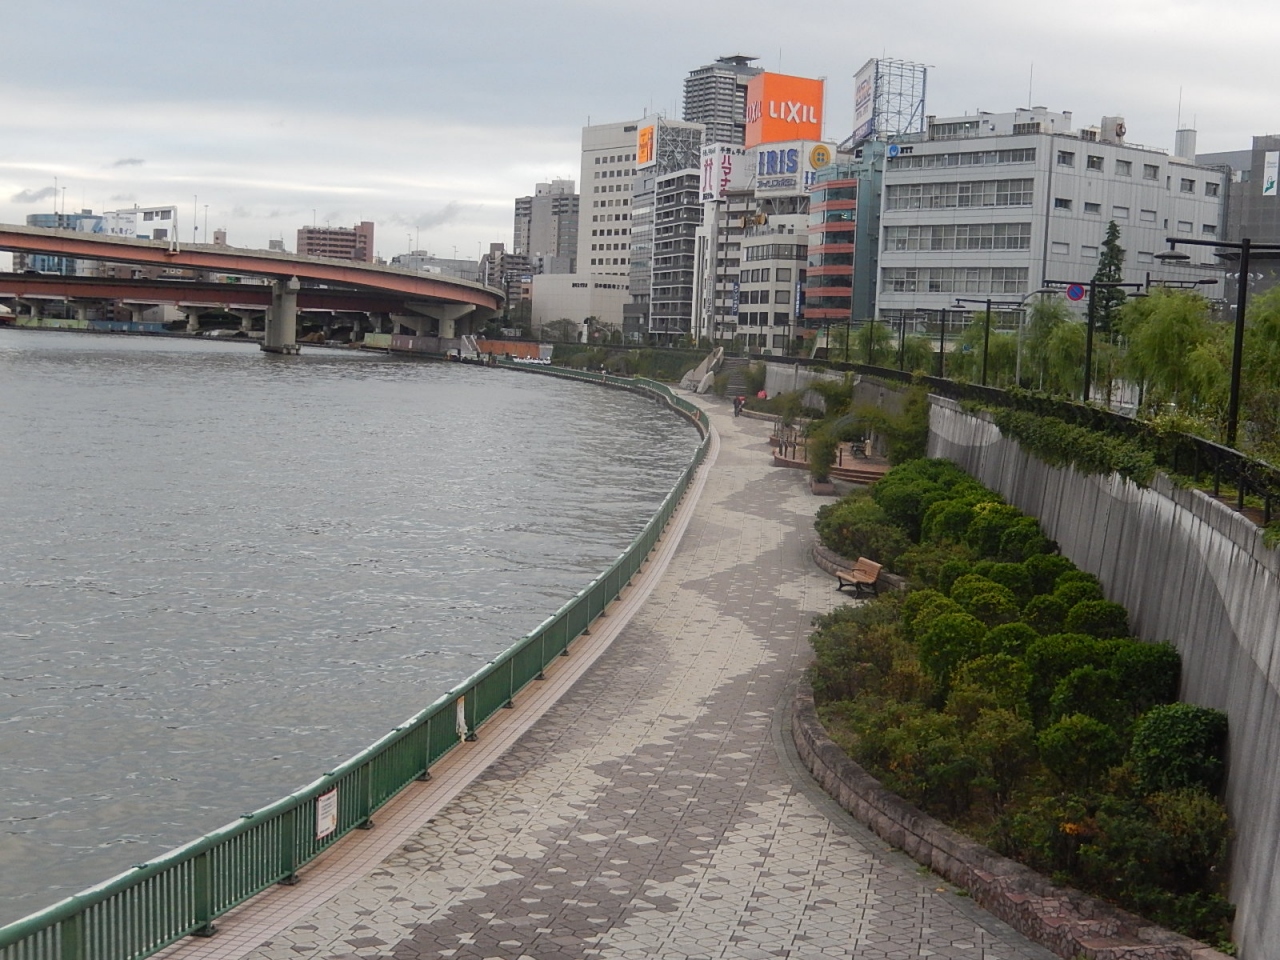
[
  {"left": 792, "top": 682, "right": 1231, "bottom": 960},
  {"left": 928, "top": 397, "right": 1280, "bottom": 959}
]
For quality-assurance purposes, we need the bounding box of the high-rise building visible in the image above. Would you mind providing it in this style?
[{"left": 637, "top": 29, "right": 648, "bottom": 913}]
[
  {"left": 297, "top": 221, "right": 374, "bottom": 262},
  {"left": 513, "top": 180, "right": 579, "bottom": 274},
  {"left": 683, "top": 55, "right": 761, "bottom": 146},
  {"left": 875, "top": 107, "right": 1226, "bottom": 325}
]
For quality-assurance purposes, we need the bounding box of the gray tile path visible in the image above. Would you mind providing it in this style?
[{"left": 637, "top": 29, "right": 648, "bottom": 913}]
[{"left": 222, "top": 397, "right": 1057, "bottom": 960}]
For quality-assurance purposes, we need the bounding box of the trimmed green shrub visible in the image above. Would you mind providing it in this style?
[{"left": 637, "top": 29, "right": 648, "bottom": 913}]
[
  {"left": 1049, "top": 665, "right": 1126, "bottom": 726},
  {"left": 815, "top": 494, "right": 911, "bottom": 567},
  {"left": 1023, "top": 594, "right": 1069, "bottom": 635},
  {"left": 998, "top": 516, "right": 1056, "bottom": 561},
  {"left": 935, "top": 558, "right": 972, "bottom": 597},
  {"left": 1130, "top": 703, "right": 1229, "bottom": 796},
  {"left": 982, "top": 622, "right": 1039, "bottom": 658},
  {"left": 1025, "top": 553, "right": 1078, "bottom": 596},
  {"left": 948, "top": 654, "right": 1032, "bottom": 722},
  {"left": 964, "top": 502, "right": 1026, "bottom": 557},
  {"left": 917, "top": 611, "right": 988, "bottom": 689},
  {"left": 871, "top": 458, "right": 982, "bottom": 541},
  {"left": 1110, "top": 641, "right": 1181, "bottom": 715},
  {"left": 1054, "top": 570, "right": 1105, "bottom": 608},
  {"left": 1024, "top": 633, "right": 1112, "bottom": 723},
  {"left": 921, "top": 493, "right": 997, "bottom": 544},
  {"left": 963, "top": 586, "right": 1022, "bottom": 628},
  {"left": 904, "top": 593, "right": 964, "bottom": 642},
  {"left": 896, "top": 542, "right": 974, "bottom": 590},
  {"left": 1038, "top": 713, "right": 1123, "bottom": 789},
  {"left": 808, "top": 430, "right": 840, "bottom": 482},
  {"left": 966, "top": 707, "right": 1037, "bottom": 809},
  {"left": 1065, "top": 599, "right": 1130, "bottom": 639},
  {"left": 983, "top": 562, "right": 1034, "bottom": 602},
  {"left": 949, "top": 573, "right": 1003, "bottom": 606}
]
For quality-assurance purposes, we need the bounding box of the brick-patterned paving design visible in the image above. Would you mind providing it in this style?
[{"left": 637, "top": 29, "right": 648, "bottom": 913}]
[{"left": 240, "top": 399, "right": 1054, "bottom": 960}]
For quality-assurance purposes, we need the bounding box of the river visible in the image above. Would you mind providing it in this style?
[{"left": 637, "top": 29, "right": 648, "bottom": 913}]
[{"left": 0, "top": 330, "right": 702, "bottom": 924}]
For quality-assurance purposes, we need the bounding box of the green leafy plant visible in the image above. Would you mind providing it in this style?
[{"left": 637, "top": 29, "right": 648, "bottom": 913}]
[{"left": 1129, "top": 703, "right": 1229, "bottom": 796}]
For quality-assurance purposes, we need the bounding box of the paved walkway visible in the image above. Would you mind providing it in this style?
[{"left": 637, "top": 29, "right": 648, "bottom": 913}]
[{"left": 164, "top": 395, "right": 1054, "bottom": 960}]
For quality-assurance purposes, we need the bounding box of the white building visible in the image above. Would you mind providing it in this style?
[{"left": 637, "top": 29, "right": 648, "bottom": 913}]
[
  {"left": 514, "top": 180, "right": 578, "bottom": 275},
  {"left": 532, "top": 119, "right": 641, "bottom": 332},
  {"left": 876, "top": 108, "right": 1226, "bottom": 324},
  {"left": 90, "top": 205, "right": 181, "bottom": 242}
]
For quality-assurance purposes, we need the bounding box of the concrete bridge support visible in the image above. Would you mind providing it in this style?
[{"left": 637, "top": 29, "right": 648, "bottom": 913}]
[
  {"left": 229, "top": 309, "right": 261, "bottom": 334},
  {"left": 262, "top": 277, "right": 300, "bottom": 354}
]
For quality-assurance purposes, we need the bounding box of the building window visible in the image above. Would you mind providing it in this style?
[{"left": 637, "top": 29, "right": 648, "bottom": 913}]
[
  {"left": 1140, "top": 209, "right": 1157, "bottom": 222},
  {"left": 1112, "top": 205, "right": 1130, "bottom": 219},
  {"left": 1051, "top": 241, "right": 1070, "bottom": 256},
  {"left": 776, "top": 267, "right": 792, "bottom": 282},
  {"left": 1057, "top": 150, "right": 1075, "bottom": 167},
  {"left": 1137, "top": 251, "right": 1154, "bottom": 264},
  {"left": 1115, "top": 159, "right": 1132, "bottom": 176},
  {"left": 1177, "top": 220, "right": 1194, "bottom": 232},
  {"left": 1206, "top": 181, "right": 1220, "bottom": 197},
  {"left": 1054, "top": 197, "right": 1072, "bottom": 210},
  {"left": 1143, "top": 163, "right": 1159, "bottom": 180},
  {"left": 1084, "top": 202, "right": 1101, "bottom": 214},
  {"left": 775, "top": 289, "right": 791, "bottom": 304},
  {"left": 1180, "top": 178, "right": 1196, "bottom": 193},
  {"left": 1202, "top": 223, "right": 1218, "bottom": 235},
  {"left": 883, "top": 221, "right": 1032, "bottom": 251},
  {"left": 1086, "top": 155, "right": 1104, "bottom": 171},
  {"left": 884, "top": 178, "right": 1034, "bottom": 210},
  {"left": 1081, "top": 245, "right": 1099, "bottom": 259},
  {"left": 881, "top": 265, "right": 1028, "bottom": 295}
]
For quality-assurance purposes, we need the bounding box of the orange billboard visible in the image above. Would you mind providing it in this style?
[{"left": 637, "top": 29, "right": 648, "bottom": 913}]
[
  {"left": 744, "top": 73, "right": 825, "bottom": 148},
  {"left": 637, "top": 123, "right": 656, "bottom": 167}
]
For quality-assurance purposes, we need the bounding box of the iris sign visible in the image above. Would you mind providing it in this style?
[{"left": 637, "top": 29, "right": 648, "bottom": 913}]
[{"left": 752, "top": 140, "right": 834, "bottom": 195}]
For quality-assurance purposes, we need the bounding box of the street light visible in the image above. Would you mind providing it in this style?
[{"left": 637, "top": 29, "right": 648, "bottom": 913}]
[{"left": 1157, "top": 236, "right": 1280, "bottom": 447}]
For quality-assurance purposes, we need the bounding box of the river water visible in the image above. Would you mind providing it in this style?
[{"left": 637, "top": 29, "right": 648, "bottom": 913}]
[{"left": 0, "top": 330, "right": 702, "bottom": 924}]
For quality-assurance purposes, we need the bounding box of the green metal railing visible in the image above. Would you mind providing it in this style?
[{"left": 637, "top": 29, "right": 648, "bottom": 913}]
[{"left": 0, "top": 372, "right": 708, "bottom": 960}]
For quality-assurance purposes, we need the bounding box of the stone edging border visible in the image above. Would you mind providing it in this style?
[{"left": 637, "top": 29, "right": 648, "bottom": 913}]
[{"left": 790, "top": 678, "right": 1231, "bottom": 960}]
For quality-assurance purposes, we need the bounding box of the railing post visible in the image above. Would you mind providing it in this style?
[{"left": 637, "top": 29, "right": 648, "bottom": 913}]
[
  {"left": 59, "top": 909, "right": 85, "bottom": 960},
  {"left": 192, "top": 851, "right": 216, "bottom": 937},
  {"left": 359, "top": 761, "right": 375, "bottom": 829},
  {"left": 278, "top": 806, "right": 298, "bottom": 885}
]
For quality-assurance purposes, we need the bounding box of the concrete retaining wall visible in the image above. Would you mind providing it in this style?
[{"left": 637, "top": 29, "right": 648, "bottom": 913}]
[{"left": 928, "top": 397, "right": 1280, "bottom": 959}]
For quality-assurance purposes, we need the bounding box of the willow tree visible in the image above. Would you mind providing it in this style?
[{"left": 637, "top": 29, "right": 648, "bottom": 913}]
[
  {"left": 1241, "top": 286, "right": 1280, "bottom": 454},
  {"left": 1118, "top": 289, "right": 1225, "bottom": 419},
  {"left": 1022, "top": 297, "right": 1082, "bottom": 394}
]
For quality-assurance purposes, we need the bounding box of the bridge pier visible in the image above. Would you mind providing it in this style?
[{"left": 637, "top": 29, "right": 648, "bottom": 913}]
[{"left": 262, "top": 277, "right": 301, "bottom": 354}]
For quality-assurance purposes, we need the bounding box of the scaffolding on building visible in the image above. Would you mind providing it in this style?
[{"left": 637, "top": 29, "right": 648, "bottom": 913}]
[{"left": 841, "top": 58, "right": 929, "bottom": 150}]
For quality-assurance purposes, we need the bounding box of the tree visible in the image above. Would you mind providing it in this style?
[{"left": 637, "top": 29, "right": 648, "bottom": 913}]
[
  {"left": 1118, "top": 289, "right": 1224, "bottom": 418},
  {"left": 1093, "top": 220, "right": 1127, "bottom": 337},
  {"left": 1023, "top": 297, "right": 1073, "bottom": 392},
  {"left": 1241, "top": 286, "right": 1280, "bottom": 456},
  {"left": 854, "top": 319, "right": 896, "bottom": 366},
  {"left": 540, "top": 318, "right": 578, "bottom": 342}
]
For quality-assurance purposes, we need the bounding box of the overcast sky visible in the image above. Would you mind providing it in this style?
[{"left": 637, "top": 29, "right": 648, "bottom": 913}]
[{"left": 1, "top": 0, "right": 1273, "bottom": 265}]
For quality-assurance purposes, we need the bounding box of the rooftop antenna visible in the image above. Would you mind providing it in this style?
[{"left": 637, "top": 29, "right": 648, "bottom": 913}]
[
  {"left": 1027, "top": 63, "right": 1034, "bottom": 109},
  {"left": 1176, "top": 86, "right": 1183, "bottom": 129}
]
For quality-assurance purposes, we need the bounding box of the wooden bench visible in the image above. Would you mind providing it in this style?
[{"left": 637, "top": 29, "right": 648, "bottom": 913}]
[{"left": 836, "top": 557, "right": 882, "bottom": 597}]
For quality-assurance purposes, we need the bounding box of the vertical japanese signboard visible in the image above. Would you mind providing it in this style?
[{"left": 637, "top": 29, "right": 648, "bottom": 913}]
[
  {"left": 1264, "top": 151, "right": 1279, "bottom": 197},
  {"left": 852, "top": 59, "right": 877, "bottom": 143}
]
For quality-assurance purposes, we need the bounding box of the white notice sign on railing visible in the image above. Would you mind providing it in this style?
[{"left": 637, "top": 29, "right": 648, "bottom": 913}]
[{"left": 316, "top": 789, "right": 338, "bottom": 839}]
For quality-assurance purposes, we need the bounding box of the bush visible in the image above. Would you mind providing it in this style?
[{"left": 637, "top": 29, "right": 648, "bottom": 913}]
[
  {"left": 1130, "top": 703, "right": 1229, "bottom": 796},
  {"left": 949, "top": 573, "right": 1003, "bottom": 606},
  {"left": 1110, "top": 641, "right": 1181, "bottom": 716},
  {"left": 1055, "top": 575, "right": 1106, "bottom": 609},
  {"left": 1023, "top": 594, "right": 1069, "bottom": 635},
  {"left": 1038, "top": 713, "right": 1123, "bottom": 789},
  {"left": 921, "top": 494, "right": 997, "bottom": 544},
  {"left": 807, "top": 597, "right": 906, "bottom": 702},
  {"left": 1025, "top": 553, "right": 1077, "bottom": 595},
  {"left": 966, "top": 707, "right": 1037, "bottom": 809},
  {"left": 1049, "top": 665, "right": 1126, "bottom": 726},
  {"left": 814, "top": 493, "right": 911, "bottom": 567},
  {"left": 871, "top": 458, "right": 979, "bottom": 541},
  {"left": 808, "top": 429, "right": 839, "bottom": 482},
  {"left": 1024, "top": 633, "right": 1112, "bottom": 724},
  {"left": 935, "top": 558, "right": 973, "bottom": 596},
  {"left": 917, "top": 611, "right": 988, "bottom": 690},
  {"left": 901, "top": 590, "right": 961, "bottom": 641},
  {"left": 963, "top": 502, "right": 1027, "bottom": 558},
  {"left": 982, "top": 562, "right": 1034, "bottom": 602},
  {"left": 948, "top": 654, "right": 1032, "bottom": 724},
  {"left": 1065, "top": 599, "right": 1130, "bottom": 638},
  {"left": 896, "top": 541, "right": 974, "bottom": 589},
  {"left": 963, "top": 586, "right": 1022, "bottom": 628},
  {"left": 982, "top": 622, "right": 1039, "bottom": 658},
  {"left": 998, "top": 516, "right": 1056, "bottom": 561}
]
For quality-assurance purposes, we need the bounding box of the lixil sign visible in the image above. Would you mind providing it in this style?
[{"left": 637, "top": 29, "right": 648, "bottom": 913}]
[{"left": 744, "top": 73, "right": 824, "bottom": 148}]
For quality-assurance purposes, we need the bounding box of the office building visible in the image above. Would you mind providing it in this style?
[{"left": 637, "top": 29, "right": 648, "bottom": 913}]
[
  {"left": 297, "top": 221, "right": 374, "bottom": 262},
  {"left": 513, "top": 180, "right": 578, "bottom": 275},
  {"left": 390, "top": 251, "right": 480, "bottom": 283},
  {"left": 683, "top": 55, "right": 761, "bottom": 146},
  {"left": 876, "top": 108, "right": 1226, "bottom": 325},
  {"left": 1198, "top": 134, "right": 1280, "bottom": 300},
  {"left": 16, "top": 210, "right": 102, "bottom": 274},
  {"left": 533, "top": 119, "right": 641, "bottom": 333}
]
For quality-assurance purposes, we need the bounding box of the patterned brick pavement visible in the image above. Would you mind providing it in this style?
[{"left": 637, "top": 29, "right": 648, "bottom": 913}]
[{"left": 166, "top": 395, "right": 1056, "bottom": 960}]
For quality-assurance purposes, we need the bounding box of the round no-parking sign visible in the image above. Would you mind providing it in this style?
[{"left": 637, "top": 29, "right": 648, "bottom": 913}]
[{"left": 1066, "top": 283, "right": 1086, "bottom": 301}]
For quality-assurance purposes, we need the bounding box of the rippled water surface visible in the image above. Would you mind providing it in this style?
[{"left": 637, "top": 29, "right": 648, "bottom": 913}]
[{"left": 0, "top": 330, "right": 701, "bottom": 922}]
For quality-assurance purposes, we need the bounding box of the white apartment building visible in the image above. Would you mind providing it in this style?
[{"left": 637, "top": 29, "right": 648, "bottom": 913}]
[
  {"left": 876, "top": 108, "right": 1226, "bottom": 323},
  {"left": 92, "top": 205, "right": 180, "bottom": 242}
]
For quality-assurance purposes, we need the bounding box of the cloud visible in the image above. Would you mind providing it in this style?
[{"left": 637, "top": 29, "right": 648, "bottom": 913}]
[
  {"left": 11, "top": 186, "right": 56, "bottom": 203},
  {"left": 110, "top": 193, "right": 135, "bottom": 201},
  {"left": 110, "top": 157, "right": 145, "bottom": 167},
  {"left": 392, "top": 203, "right": 465, "bottom": 231}
]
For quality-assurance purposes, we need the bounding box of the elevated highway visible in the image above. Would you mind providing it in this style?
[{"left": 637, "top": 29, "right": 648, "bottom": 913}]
[{"left": 0, "top": 223, "right": 503, "bottom": 352}]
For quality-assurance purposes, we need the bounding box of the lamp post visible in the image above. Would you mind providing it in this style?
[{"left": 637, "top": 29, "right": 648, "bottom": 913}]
[{"left": 1156, "top": 236, "right": 1280, "bottom": 447}]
